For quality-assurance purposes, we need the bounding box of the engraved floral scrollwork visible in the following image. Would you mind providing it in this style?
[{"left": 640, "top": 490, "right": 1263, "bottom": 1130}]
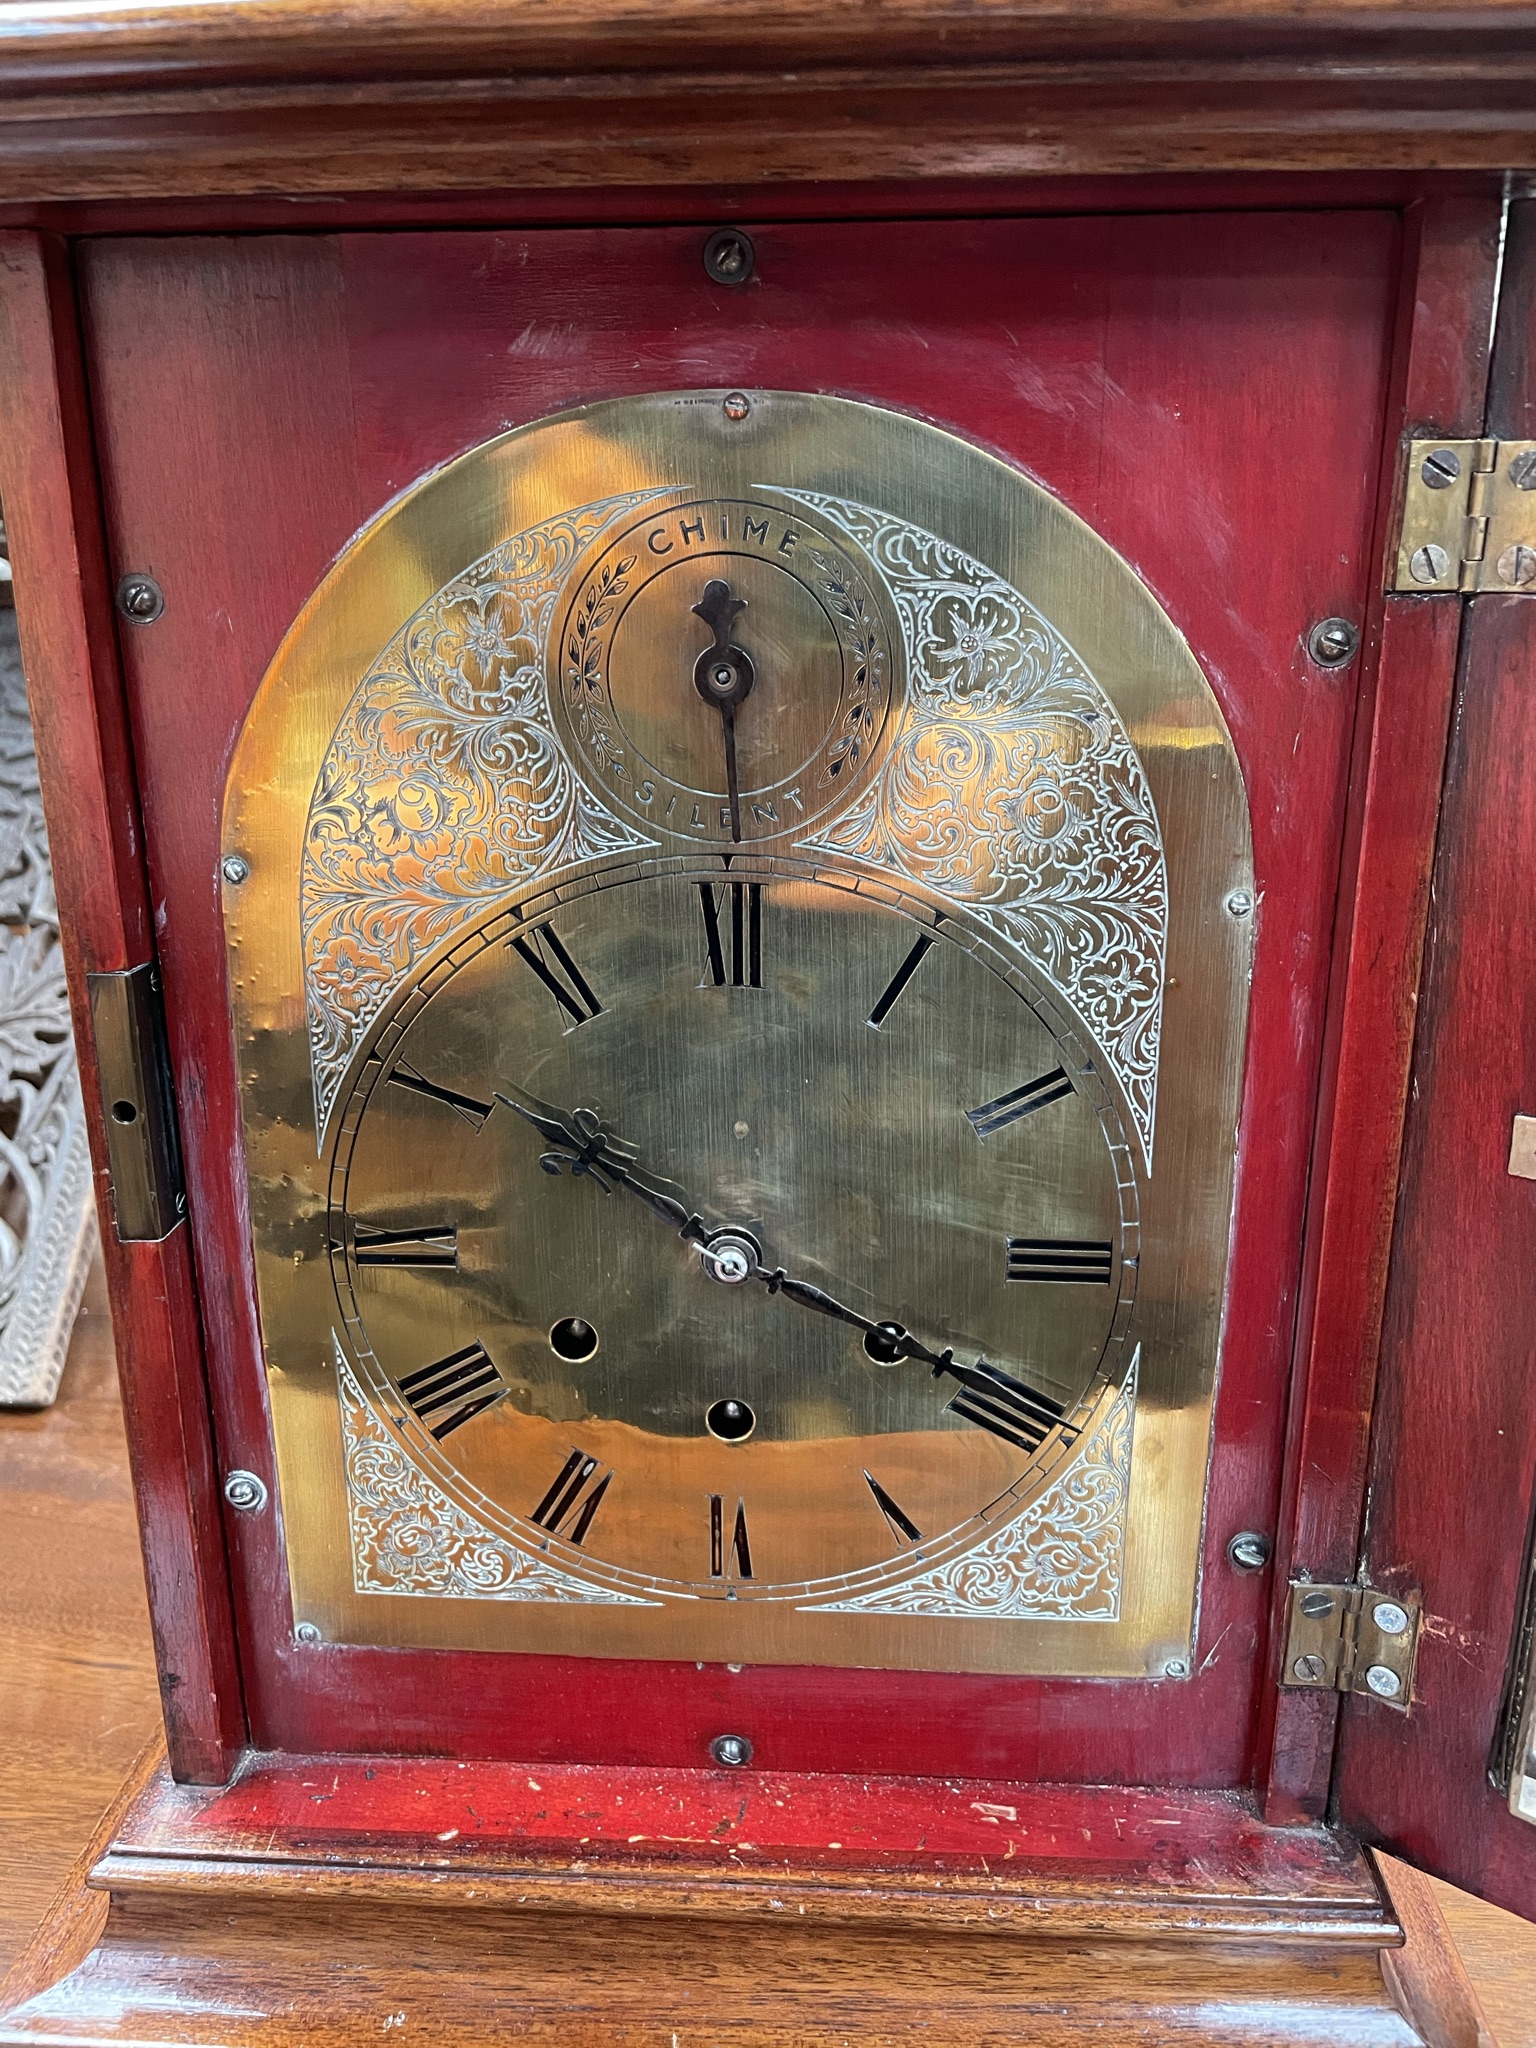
[
  {"left": 804, "top": 1357, "right": 1136, "bottom": 1622},
  {"left": 783, "top": 494, "right": 1166, "bottom": 1164},
  {"left": 302, "top": 494, "right": 673, "bottom": 1140},
  {"left": 336, "top": 1342, "right": 657, "bottom": 1605}
]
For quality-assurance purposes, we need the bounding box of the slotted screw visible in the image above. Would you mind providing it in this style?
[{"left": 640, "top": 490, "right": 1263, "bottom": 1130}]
[
  {"left": 1409, "top": 543, "right": 1451, "bottom": 585},
  {"left": 1420, "top": 448, "right": 1463, "bottom": 490},
  {"left": 703, "top": 230, "right": 755, "bottom": 287},
  {"left": 116, "top": 573, "right": 164, "bottom": 623}
]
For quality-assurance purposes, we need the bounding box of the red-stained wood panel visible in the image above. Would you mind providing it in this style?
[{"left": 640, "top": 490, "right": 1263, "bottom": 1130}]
[
  {"left": 0, "top": 231, "right": 244, "bottom": 1783},
  {"left": 1334, "top": 201, "right": 1536, "bottom": 1920},
  {"left": 95, "top": 1751, "right": 1391, "bottom": 1941},
  {"left": 80, "top": 209, "right": 1397, "bottom": 1783}
]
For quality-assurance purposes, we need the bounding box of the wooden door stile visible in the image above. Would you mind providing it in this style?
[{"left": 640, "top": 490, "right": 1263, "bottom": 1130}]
[
  {"left": 1255, "top": 192, "right": 1502, "bottom": 1823},
  {"left": 0, "top": 230, "right": 245, "bottom": 1785},
  {"left": 1330, "top": 198, "right": 1536, "bottom": 1915}
]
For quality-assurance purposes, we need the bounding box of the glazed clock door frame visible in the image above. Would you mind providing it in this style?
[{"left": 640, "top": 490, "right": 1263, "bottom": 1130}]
[{"left": 0, "top": 186, "right": 1493, "bottom": 1798}]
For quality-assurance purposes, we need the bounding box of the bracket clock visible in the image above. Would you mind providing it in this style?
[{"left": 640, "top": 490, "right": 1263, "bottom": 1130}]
[{"left": 2, "top": 7, "right": 1536, "bottom": 2040}]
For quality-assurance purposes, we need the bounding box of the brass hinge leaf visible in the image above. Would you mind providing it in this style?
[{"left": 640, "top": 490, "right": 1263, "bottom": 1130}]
[
  {"left": 1393, "top": 438, "right": 1536, "bottom": 594},
  {"left": 86, "top": 961, "right": 187, "bottom": 1242},
  {"left": 1280, "top": 1580, "right": 1421, "bottom": 1710}
]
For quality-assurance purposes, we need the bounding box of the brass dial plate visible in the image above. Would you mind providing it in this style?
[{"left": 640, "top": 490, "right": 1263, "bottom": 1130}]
[{"left": 224, "top": 390, "right": 1253, "bottom": 1677}]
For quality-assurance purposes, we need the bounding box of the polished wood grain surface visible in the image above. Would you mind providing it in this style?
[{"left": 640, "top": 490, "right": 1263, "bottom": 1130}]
[
  {"left": 0, "top": 0, "right": 1531, "bottom": 199},
  {"left": 0, "top": 1261, "right": 158, "bottom": 1979}
]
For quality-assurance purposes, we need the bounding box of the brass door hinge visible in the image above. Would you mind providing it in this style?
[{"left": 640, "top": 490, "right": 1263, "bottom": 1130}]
[
  {"left": 86, "top": 962, "right": 186, "bottom": 1242},
  {"left": 1393, "top": 438, "right": 1536, "bottom": 593},
  {"left": 1280, "top": 1581, "right": 1421, "bottom": 1710}
]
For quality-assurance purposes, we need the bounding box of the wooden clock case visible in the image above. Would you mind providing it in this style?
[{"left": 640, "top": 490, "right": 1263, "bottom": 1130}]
[{"left": 2, "top": 6, "right": 1536, "bottom": 2040}]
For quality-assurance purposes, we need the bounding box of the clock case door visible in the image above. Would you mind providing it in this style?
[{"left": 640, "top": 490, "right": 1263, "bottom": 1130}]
[
  {"left": 1327, "top": 199, "right": 1536, "bottom": 1924},
  {"left": 1, "top": 187, "right": 1509, "bottom": 1831}
]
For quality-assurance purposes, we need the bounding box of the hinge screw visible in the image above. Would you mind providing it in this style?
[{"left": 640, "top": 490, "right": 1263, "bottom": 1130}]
[
  {"left": 1509, "top": 449, "right": 1536, "bottom": 491},
  {"left": 116, "top": 573, "right": 164, "bottom": 623},
  {"left": 1228, "top": 1531, "right": 1272, "bottom": 1572},
  {"left": 1408, "top": 543, "right": 1451, "bottom": 585},
  {"left": 221, "top": 854, "right": 250, "bottom": 886},
  {"left": 1299, "top": 1590, "right": 1336, "bottom": 1619},
  {"left": 1292, "top": 1653, "right": 1329, "bottom": 1683},
  {"left": 1420, "top": 448, "right": 1463, "bottom": 490},
  {"left": 1365, "top": 1664, "right": 1403, "bottom": 1699},
  {"left": 222, "top": 1469, "right": 268, "bottom": 1513},
  {"left": 1307, "top": 617, "right": 1360, "bottom": 668},
  {"left": 703, "top": 229, "right": 755, "bottom": 287},
  {"left": 1372, "top": 1600, "right": 1411, "bottom": 1637},
  {"left": 710, "top": 1732, "right": 753, "bottom": 1767},
  {"left": 1496, "top": 543, "right": 1536, "bottom": 589}
]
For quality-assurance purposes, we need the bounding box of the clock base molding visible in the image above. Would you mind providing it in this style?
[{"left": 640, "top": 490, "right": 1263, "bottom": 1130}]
[{"left": 0, "top": 1744, "right": 1453, "bottom": 2048}]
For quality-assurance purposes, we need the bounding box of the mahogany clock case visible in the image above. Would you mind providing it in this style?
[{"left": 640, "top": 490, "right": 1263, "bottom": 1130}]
[
  {"left": 2, "top": 175, "right": 1535, "bottom": 1921},
  {"left": 77, "top": 207, "right": 1379, "bottom": 1779}
]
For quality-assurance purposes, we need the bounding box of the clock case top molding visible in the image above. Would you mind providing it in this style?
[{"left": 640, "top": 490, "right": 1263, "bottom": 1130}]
[{"left": 0, "top": 117, "right": 1534, "bottom": 1957}]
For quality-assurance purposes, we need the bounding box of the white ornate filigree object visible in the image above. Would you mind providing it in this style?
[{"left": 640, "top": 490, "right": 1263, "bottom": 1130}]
[{"left": 0, "top": 612, "right": 97, "bottom": 1410}]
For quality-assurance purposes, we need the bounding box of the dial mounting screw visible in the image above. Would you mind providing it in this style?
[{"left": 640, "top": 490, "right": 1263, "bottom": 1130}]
[
  {"left": 294, "top": 1622, "right": 322, "bottom": 1646},
  {"left": 221, "top": 854, "right": 250, "bottom": 886},
  {"left": 723, "top": 391, "right": 752, "bottom": 421},
  {"left": 1225, "top": 889, "right": 1254, "bottom": 919},
  {"left": 710, "top": 1733, "right": 753, "bottom": 1767},
  {"left": 223, "top": 1469, "right": 268, "bottom": 1513}
]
